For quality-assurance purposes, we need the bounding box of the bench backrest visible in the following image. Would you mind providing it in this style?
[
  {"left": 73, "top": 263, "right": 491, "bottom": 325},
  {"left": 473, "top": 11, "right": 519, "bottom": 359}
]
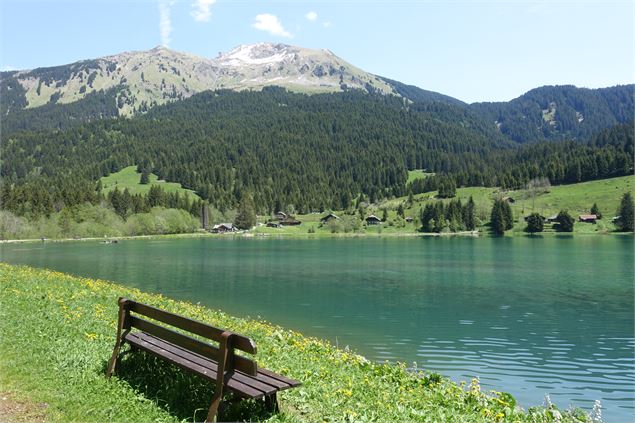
[{"left": 120, "top": 298, "right": 258, "bottom": 376}]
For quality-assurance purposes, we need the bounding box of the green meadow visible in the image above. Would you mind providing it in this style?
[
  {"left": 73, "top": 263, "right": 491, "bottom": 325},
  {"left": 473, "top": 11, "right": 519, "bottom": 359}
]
[
  {"left": 100, "top": 166, "right": 200, "bottom": 199},
  {"left": 256, "top": 175, "right": 633, "bottom": 236}
]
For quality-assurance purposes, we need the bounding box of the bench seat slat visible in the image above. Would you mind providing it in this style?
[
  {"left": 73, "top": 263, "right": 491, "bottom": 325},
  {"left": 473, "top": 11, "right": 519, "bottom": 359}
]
[
  {"left": 257, "top": 367, "right": 302, "bottom": 388},
  {"left": 130, "top": 316, "right": 257, "bottom": 375},
  {"left": 127, "top": 332, "right": 284, "bottom": 395},
  {"left": 133, "top": 333, "right": 296, "bottom": 391},
  {"left": 125, "top": 332, "right": 267, "bottom": 399},
  {"left": 124, "top": 332, "right": 300, "bottom": 398}
]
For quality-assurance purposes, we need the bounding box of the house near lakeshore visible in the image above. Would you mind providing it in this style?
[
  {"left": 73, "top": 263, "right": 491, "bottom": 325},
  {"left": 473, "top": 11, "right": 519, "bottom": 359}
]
[
  {"left": 211, "top": 223, "right": 236, "bottom": 233},
  {"left": 266, "top": 222, "right": 280, "bottom": 228},
  {"left": 320, "top": 213, "right": 339, "bottom": 224},
  {"left": 405, "top": 217, "right": 414, "bottom": 223},
  {"left": 366, "top": 215, "right": 382, "bottom": 225},
  {"left": 274, "top": 211, "right": 288, "bottom": 221},
  {"left": 546, "top": 214, "right": 559, "bottom": 223},
  {"left": 579, "top": 214, "right": 598, "bottom": 223},
  {"left": 279, "top": 217, "right": 302, "bottom": 226}
]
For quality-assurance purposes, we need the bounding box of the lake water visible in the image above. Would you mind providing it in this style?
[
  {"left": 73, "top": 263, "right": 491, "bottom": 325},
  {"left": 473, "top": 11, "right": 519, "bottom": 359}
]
[{"left": 1, "top": 236, "right": 633, "bottom": 421}]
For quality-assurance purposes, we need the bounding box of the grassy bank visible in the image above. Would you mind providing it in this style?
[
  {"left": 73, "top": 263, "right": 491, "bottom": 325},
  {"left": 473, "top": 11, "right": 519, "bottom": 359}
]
[
  {"left": 0, "top": 264, "right": 594, "bottom": 422},
  {"left": 257, "top": 176, "right": 634, "bottom": 236}
]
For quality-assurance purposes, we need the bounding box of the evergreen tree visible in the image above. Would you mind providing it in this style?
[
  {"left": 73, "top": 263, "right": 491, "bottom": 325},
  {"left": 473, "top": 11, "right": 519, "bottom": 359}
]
[
  {"left": 109, "top": 188, "right": 124, "bottom": 217},
  {"left": 525, "top": 213, "right": 544, "bottom": 233},
  {"left": 147, "top": 185, "right": 165, "bottom": 208},
  {"left": 590, "top": 203, "right": 602, "bottom": 219},
  {"left": 234, "top": 193, "right": 256, "bottom": 230},
  {"left": 490, "top": 200, "right": 507, "bottom": 235},
  {"left": 397, "top": 203, "right": 405, "bottom": 219},
  {"left": 616, "top": 192, "right": 634, "bottom": 232},
  {"left": 555, "top": 210, "right": 575, "bottom": 232},
  {"left": 463, "top": 196, "right": 476, "bottom": 231},
  {"left": 446, "top": 199, "right": 463, "bottom": 232},
  {"left": 502, "top": 200, "right": 514, "bottom": 230},
  {"left": 420, "top": 203, "right": 434, "bottom": 232},
  {"left": 433, "top": 202, "right": 446, "bottom": 232},
  {"left": 140, "top": 170, "right": 150, "bottom": 185},
  {"left": 381, "top": 208, "right": 388, "bottom": 222}
]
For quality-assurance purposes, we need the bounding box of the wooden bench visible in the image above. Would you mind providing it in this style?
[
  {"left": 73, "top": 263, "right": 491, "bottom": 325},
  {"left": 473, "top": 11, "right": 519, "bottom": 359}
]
[{"left": 106, "top": 298, "right": 300, "bottom": 422}]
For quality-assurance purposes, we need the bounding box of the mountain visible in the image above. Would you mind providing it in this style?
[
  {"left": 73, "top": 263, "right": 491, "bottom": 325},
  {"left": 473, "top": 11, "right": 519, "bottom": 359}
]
[
  {"left": 1, "top": 43, "right": 632, "bottom": 144},
  {"left": 470, "top": 84, "right": 634, "bottom": 142},
  {"left": 0, "top": 43, "right": 399, "bottom": 119}
]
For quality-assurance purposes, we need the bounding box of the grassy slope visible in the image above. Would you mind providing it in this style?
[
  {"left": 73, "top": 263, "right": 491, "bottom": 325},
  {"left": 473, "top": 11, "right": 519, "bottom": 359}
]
[
  {"left": 406, "top": 169, "right": 434, "bottom": 184},
  {"left": 100, "top": 166, "right": 200, "bottom": 199},
  {"left": 0, "top": 264, "right": 588, "bottom": 422},
  {"left": 254, "top": 176, "right": 633, "bottom": 236}
]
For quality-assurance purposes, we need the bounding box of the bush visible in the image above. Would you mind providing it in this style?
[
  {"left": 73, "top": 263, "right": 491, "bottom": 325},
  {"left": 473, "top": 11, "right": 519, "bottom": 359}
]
[
  {"left": 556, "top": 210, "right": 575, "bottom": 232},
  {"left": 616, "top": 192, "right": 634, "bottom": 232},
  {"left": 0, "top": 210, "right": 28, "bottom": 239},
  {"left": 524, "top": 213, "right": 545, "bottom": 233}
]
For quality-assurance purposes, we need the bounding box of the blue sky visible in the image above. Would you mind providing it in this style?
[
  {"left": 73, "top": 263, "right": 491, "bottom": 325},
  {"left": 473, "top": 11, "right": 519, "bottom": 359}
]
[{"left": 1, "top": 0, "right": 633, "bottom": 103}]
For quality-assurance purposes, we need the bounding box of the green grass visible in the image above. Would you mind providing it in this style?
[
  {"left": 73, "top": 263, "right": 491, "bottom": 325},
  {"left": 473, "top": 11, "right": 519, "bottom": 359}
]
[
  {"left": 0, "top": 264, "right": 591, "bottom": 422},
  {"left": 406, "top": 169, "right": 434, "bottom": 184},
  {"left": 100, "top": 166, "right": 200, "bottom": 199},
  {"left": 249, "top": 176, "right": 634, "bottom": 237}
]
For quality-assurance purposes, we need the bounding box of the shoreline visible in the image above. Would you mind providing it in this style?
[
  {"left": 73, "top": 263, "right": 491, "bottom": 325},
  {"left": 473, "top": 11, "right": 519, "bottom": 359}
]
[{"left": 1, "top": 227, "right": 630, "bottom": 244}]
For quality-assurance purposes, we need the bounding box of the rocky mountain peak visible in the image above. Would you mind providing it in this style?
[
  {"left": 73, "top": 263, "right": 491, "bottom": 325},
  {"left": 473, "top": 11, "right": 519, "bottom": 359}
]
[{"left": 3, "top": 43, "right": 397, "bottom": 116}]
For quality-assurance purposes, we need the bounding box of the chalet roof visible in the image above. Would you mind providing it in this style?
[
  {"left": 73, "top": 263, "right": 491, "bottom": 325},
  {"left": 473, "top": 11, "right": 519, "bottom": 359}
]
[
  {"left": 320, "top": 213, "right": 339, "bottom": 221},
  {"left": 579, "top": 214, "right": 597, "bottom": 220},
  {"left": 213, "top": 223, "right": 234, "bottom": 230},
  {"left": 366, "top": 214, "right": 381, "bottom": 221}
]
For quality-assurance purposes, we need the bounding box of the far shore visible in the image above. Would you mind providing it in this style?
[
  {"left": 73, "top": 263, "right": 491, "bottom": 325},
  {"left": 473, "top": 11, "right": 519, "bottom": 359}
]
[{"left": 1, "top": 227, "right": 630, "bottom": 244}]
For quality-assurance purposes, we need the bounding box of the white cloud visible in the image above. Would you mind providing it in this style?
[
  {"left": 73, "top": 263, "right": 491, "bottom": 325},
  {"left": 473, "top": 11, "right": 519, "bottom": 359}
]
[
  {"left": 191, "top": 0, "right": 216, "bottom": 23},
  {"left": 158, "top": 0, "right": 174, "bottom": 47},
  {"left": 252, "top": 14, "right": 292, "bottom": 38},
  {"left": 305, "top": 11, "right": 318, "bottom": 22},
  {"left": 323, "top": 21, "right": 332, "bottom": 28}
]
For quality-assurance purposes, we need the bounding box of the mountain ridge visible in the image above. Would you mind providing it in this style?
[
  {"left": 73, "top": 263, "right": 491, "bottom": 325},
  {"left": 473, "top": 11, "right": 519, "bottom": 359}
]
[
  {"left": 1, "top": 43, "right": 400, "bottom": 117},
  {"left": 1, "top": 43, "right": 633, "bottom": 144}
]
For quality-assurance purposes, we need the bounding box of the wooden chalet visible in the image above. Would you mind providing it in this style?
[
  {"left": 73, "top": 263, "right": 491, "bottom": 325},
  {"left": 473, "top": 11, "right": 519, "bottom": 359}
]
[
  {"left": 578, "top": 214, "right": 598, "bottom": 223},
  {"left": 320, "top": 213, "right": 339, "bottom": 224},
  {"left": 546, "top": 214, "right": 559, "bottom": 223},
  {"left": 405, "top": 217, "right": 414, "bottom": 223},
  {"left": 211, "top": 223, "right": 236, "bottom": 233},
  {"left": 366, "top": 215, "right": 382, "bottom": 225},
  {"left": 266, "top": 222, "right": 280, "bottom": 228},
  {"left": 274, "top": 211, "right": 288, "bottom": 221},
  {"left": 279, "top": 217, "right": 302, "bottom": 226}
]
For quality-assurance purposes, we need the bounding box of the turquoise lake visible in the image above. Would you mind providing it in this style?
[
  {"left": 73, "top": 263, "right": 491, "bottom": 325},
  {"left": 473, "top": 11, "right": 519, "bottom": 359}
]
[{"left": 1, "top": 236, "right": 633, "bottom": 421}]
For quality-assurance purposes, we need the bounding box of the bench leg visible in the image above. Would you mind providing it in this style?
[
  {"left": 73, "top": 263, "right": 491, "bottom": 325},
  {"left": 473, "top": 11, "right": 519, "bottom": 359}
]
[
  {"left": 106, "top": 298, "right": 130, "bottom": 378},
  {"left": 206, "top": 388, "right": 224, "bottom": 422},
  {"left": 264, "top": 393, "right": 279, "bottom": 413}
]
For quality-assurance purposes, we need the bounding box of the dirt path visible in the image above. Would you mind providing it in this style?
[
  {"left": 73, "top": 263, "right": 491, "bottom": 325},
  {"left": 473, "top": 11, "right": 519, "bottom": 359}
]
[{"left": 0, "top": 392, "right": 47, "bottom": 423}]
